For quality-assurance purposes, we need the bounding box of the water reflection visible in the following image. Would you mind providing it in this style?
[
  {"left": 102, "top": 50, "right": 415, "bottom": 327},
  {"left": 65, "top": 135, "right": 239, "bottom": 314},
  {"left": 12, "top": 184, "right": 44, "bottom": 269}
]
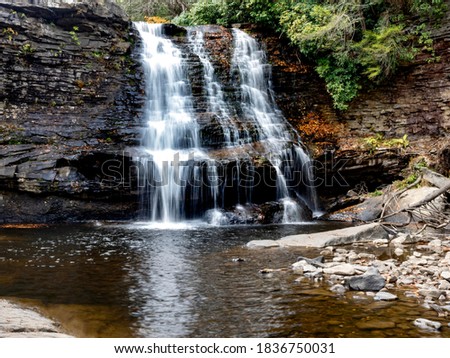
[{"left": 125, "top": 229, "right": 200, "bottom": 337}]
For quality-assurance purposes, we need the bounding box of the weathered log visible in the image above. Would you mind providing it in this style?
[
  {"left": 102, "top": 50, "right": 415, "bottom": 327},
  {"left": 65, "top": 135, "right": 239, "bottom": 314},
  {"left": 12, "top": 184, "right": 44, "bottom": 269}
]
[{"left": 422, "top": 168, "right": 450, "bottom": 189}]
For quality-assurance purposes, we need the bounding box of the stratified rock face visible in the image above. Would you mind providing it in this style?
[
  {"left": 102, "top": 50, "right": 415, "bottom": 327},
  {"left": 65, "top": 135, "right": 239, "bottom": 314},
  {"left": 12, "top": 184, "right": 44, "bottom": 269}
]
[
  {"left": 0, "top": 0, "right": 144, "bottom": 222},
  {"left": 1, "top": 2, "right": 449, "bottom": 222}
]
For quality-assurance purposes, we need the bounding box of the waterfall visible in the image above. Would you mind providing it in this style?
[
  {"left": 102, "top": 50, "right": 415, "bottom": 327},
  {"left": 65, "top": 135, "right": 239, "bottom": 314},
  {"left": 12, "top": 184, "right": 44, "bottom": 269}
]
[
  {"left": 135, "top": 22, "right": 319, "bottom": 224},
  {"left": 135, "top": 22, "right": 216, "bottom": 223},
  {"left": 231, "top": 28, "right": 319, "bottom": 219}
]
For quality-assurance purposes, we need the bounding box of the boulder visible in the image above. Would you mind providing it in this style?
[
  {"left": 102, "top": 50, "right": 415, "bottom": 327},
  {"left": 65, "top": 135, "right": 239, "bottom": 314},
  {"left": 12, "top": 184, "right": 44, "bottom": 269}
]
[
  {"left": 347, "top": 268, "right": 386, "bottom": 291},
  {"left": 330, "top": 284, "right": 347, "bottom": 294},
  {"left": 248, "top": 223, "right": 388, "bottom": 248}
]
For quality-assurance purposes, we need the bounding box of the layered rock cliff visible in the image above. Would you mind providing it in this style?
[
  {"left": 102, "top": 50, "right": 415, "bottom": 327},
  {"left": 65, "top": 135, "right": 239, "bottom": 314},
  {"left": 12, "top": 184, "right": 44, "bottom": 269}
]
[
  {"left": 0, "top": 0, "right": 449, "bottom": 222},
  {"left": 0, "top": 0, "right": 144, "bottom": 221}
]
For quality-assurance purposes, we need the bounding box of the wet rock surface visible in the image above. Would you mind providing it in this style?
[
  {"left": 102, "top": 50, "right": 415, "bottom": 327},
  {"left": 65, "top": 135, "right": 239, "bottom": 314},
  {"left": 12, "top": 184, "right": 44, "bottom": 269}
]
[{"left": 0, "top": 0, "right": 144, "bottom": 221}]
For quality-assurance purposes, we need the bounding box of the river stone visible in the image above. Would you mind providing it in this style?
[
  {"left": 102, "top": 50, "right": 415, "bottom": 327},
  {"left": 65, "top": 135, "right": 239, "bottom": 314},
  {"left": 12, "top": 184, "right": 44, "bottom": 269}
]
[
  {"left": 347, "top": 273, "right": 386, "bottom": 292},
  {"left": 323, "top": 264, "right": 356, "bottom": 276},
  {"left": 438, "top": 280, "right": 450, "bottom": 291},
  {"left": 247, "top": 240, "right": 280, "bottom": 248},
  {"left": 261, "top": 223, "right": 388, "bottom": 248},
  {"left": 374, "top": 292, "right": 398, "bottom": 301},
  {"left": 428, "top": 239, "right": 442, "bottom": 247},
  {"left": 418, "top": 289, "right": 442, "bottom": 299},
  {"left": 330, "top": 284, "right": 347, "bottom": 294},
  {"left": 373, "top": 239, "right": 389, "bottom": 246},
  {"left": 394, "top": 248, "right": 404, "bottom": 256},
  {"left": 414, "top": 318, "right": 441, "bottom": 331},
  {"left": 390, "top": 233, "right": 409, "bottom": 246},
  {"left": 441, "top": 271, "right": 450, "bottom": 282},
  {"left": 292, "top": 261, "right": 319, "bottom": 273},
  {"left": 332, "top": 256, "right": 346, "bottom": 262}
]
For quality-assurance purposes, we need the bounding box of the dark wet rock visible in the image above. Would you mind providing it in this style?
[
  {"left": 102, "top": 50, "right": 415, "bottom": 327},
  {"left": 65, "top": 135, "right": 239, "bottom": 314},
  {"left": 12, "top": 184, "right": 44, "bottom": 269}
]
[
  {"left": 347, "top": 268, "right": 386, "bottom": 292},
  {"left": 325, "top": 196, "right": 384, "bottom": 222},
  {"left": 160, "top": 23, "right": 187, "bottom": 37},
  {"left": 0, "top": 0, "right": 143, "bottom": 222}
]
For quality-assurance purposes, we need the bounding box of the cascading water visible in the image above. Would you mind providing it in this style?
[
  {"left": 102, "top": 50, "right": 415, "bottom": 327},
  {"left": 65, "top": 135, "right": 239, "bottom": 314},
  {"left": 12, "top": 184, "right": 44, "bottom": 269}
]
[
  {"left": 135, "top": 22, "right": 216, "bottom": 223},
  {"left": 135, "top": 22, "right": 319, "bottom": 224},
  {"left": 231, "top": 28, "right": 319, "bottom": 219},
  {"left": 188, "top": 28, "right": 242, "bottom": 147}
]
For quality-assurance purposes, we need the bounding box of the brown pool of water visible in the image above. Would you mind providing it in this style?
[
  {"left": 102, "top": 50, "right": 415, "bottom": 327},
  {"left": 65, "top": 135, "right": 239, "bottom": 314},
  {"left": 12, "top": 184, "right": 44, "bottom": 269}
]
[{"left": 0, "top": 222, "right": 448, "bottom": 338}]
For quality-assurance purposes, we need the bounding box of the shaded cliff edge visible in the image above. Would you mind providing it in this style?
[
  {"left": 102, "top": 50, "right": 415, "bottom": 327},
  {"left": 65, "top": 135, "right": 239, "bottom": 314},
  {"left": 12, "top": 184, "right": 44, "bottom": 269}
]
[{"left": 0, "top": 0, "right": 145, "bottom": 222}]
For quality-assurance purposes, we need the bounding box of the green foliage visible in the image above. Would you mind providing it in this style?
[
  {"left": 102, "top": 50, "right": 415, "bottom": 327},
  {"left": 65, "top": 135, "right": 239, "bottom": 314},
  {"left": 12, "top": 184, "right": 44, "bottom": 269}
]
[
  {"left": 279, "top": 2, "right": 357, "bottom": 56},
  {"left": 2, "top": 27, "right": 18, "bottom": 41},
  {"left": 385, "top": 134, "right": 410, "bottom": 148},
  {"left": 354, "top": 24, "right": 416, "bottom": 81},
  {"left": 19, "top": 42, "right": 35, "bottom": 56},
  {"left": 394, "top": 173, "right": 420, "bottom": 189},
  {"left": 316, "top": 56, "right": 361, "bottom": 111},
  {"left": 411, "top": 0, "right": 447, "bottom": 20},
  {"left": 413, "top": 157, "right": 428, "bottom": 170},
  {"left": 174, "top": 0, "right": 228, "bottom": 26},
  {"left": 368, "top": 189, "right": 383, "bottom": 197},
  {"left": 69, "top": 26, "right": 80, "bottom": 46},
  {"left": 363, "top": 133, "right": 409, "bottom": 153},
  {"left": 173, "top": 0, "right": 286, "bottom": 27},
  {"left": 121, "top": 0, "right": 447, "bottom": 109}
]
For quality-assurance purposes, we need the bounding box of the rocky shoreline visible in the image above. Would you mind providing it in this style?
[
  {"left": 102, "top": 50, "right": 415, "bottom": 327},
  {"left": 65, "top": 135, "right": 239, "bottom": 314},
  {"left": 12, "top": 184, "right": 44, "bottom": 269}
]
[
  {"left": 0, "top": 299, "right": 71, "bottom": 337},
  {"left": 249, "top": 225, "right": 450, "bottom": 333}
]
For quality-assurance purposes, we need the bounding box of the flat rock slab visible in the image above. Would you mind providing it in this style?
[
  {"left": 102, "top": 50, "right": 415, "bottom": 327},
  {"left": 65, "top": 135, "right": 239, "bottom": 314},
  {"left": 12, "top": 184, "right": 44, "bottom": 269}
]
[
  {"left": 247, "top": 223, "right": 388, "bottom": 248},
  {"left": 0, "top": 299, "right": 71, "bottom": 338},
  {"left": 374, "top": 292, "right": 398, "bottom": 301}
]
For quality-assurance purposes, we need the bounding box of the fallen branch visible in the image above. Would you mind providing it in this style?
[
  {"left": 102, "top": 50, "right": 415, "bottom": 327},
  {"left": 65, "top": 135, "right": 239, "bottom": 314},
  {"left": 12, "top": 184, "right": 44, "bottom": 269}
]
[{"left": 379, "top": 175, "right": 422, "bottom": 220}]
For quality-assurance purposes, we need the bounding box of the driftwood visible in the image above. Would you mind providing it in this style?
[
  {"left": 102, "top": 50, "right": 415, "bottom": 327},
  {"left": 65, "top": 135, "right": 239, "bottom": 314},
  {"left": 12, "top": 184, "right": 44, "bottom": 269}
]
[{"left": 376, "top": 169, "right": 450, "bottom": 233}]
